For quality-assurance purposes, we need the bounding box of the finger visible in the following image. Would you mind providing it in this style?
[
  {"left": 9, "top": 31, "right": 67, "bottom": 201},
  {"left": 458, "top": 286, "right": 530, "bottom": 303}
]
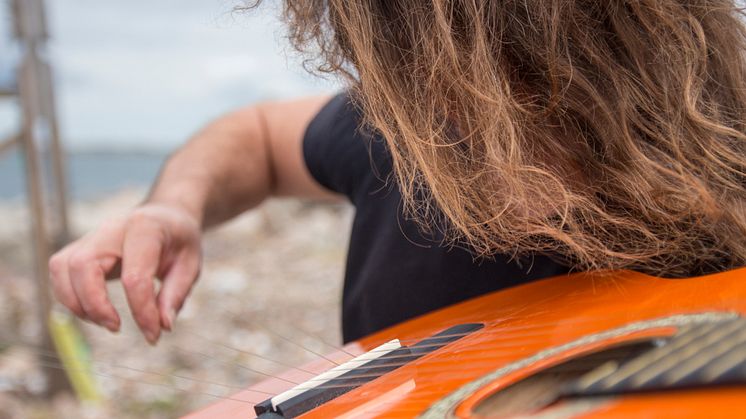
[
  {"left": 49, "top": 248, "right": 85, "bottom": 318},
  {"left": 157, "top": 248, "right": 201, "bottom": 331},
  {"left": 121, "top": 221, "right": 163, "bottom": 344},
  {"left": 68, "top": 250, "right": 121, "bottom": 331}
]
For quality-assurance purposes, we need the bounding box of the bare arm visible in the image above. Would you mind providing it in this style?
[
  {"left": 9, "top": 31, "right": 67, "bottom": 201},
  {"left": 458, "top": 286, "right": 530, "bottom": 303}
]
[
  {"left": 49, "top": 95, "right": 338, "bottom": 344},
  {"left": 150, "top": 95, "right": 338, "bottom": 227}
]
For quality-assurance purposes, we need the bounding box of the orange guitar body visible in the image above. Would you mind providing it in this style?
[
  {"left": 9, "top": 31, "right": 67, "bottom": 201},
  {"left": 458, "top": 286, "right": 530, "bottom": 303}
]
[{"left": 187, "top": 268, "right": 746, "bottom": 418}]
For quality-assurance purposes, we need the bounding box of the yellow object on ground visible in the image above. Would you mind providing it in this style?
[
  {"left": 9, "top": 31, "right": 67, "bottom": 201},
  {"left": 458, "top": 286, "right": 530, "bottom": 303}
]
[{"left": 48, "top": 311, "right": 103, "bottom": 403}]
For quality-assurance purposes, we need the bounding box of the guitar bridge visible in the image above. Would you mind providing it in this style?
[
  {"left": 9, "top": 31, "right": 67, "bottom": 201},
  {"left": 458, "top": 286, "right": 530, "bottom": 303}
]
[{"left": 254, "top": 323, "right": 484, "bottom": 418}]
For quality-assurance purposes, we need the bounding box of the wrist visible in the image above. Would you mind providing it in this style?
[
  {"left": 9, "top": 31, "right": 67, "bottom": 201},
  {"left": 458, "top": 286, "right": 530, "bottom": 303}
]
[{"left": 145, "top": 181, "right": 208, "bottom": 229}]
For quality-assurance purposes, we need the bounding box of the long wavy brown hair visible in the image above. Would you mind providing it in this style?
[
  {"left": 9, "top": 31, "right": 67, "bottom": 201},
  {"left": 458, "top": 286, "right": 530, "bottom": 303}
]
[{"left": 251, "top": 1, "right": 746, "bottom": 276}]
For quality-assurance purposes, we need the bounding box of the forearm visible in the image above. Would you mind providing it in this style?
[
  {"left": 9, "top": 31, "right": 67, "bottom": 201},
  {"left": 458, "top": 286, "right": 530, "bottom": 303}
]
[
  {"left": 51, "top": 95, "right": 335, "bottom": 344},
  {"left": 147, "top": 105, "right": 273, "bottom": 229}
]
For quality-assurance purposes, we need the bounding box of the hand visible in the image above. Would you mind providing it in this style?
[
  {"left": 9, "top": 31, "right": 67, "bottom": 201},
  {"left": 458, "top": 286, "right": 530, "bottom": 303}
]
[{"left": 49, "top": 203, "right": 202, "bottom": 344}]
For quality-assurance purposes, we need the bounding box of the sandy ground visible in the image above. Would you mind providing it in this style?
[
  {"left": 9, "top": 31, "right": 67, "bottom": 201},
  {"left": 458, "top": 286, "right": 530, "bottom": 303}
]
[{"left": 0, "top": 189, "right": 353, "bottom": 418}]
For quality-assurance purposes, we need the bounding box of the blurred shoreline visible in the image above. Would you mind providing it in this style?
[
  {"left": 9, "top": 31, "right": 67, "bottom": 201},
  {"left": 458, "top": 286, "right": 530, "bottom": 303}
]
[{"left": 0, "top": 150, "right": 170, "bottom": 201}]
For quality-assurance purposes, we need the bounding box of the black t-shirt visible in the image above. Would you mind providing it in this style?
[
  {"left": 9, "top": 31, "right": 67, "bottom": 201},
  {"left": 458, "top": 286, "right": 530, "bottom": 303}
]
[{"left": 303, "top": 93, "right": 571, "bottom": 342}]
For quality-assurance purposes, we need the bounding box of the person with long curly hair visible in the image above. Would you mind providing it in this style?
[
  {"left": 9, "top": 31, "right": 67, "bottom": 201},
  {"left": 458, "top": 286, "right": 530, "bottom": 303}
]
[{"left": 50, "top": 1, "right": 746, "bottom": 344}]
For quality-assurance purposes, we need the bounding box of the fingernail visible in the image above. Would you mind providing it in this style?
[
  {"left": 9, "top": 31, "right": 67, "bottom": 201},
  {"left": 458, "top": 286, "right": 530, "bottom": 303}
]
[
  {"left": 144, "top": 329, "right": 159, "bottom": 345},
  {"left": 103, "top": 320, "right": 119, "bottom": 332},
  {"left": 165, "top": 308, "right": 177, "bottom": 331}
]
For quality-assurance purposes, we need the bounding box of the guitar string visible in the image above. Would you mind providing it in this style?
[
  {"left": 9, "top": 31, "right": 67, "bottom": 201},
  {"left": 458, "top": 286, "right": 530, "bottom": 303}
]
[
  {"left": 2, "top": 312, "right": 355, "bottom": 401},
  {"left": 220, "top": 305, "right": 356, "bottom": 359},
  {"left": 10, "top": 343, "right": 618, "bottom": 418},
  {"left": 0, "top": 286, "right": 334, "bottom": 385},
  {"left": 0, "top": 340, "right": 419, "bottom": 404},
  {"left": 216, "top": 288, "right": 561, "bottom": 348},
  {"left": 8, "top": 297, "right": 660, "bottom": 383},
  {"left": 108, "top": 301, "right": 339, "bottom": 374},
  {"left": 9, "top": 344, "right": 610, "bottom": 419},
  {"left": 20, "top": 300, "right": 683, "bottom": 392},
  {"left": 8, "top": 311, "right": 594, "bottom": 377},
  {"left": 0, "top": 339, "right": 357, "bottom": 405},
  {"left": 304, "top": 328, "right": 725, "bottom": 410},
  {"left": 268, "top": 347, "right": 649, "bottom": 386},
  {"left": 3, "top": 308, "right": 729, "bottom": 414},
  {"left": 179, "top": 329, "right": 320, "bottom": 376},
  {"left": 2, "top": 238, "right": 737, "bottom": 409},
  {"left": 24, "top": 302, "right": 680, "bottom": 376},
  {"left": 230, "top": 306, "right": 676, "bottom": 381},
  {"left": 95, "top": 285, "right": 654, "bottom": 373},
  {"left": 381, "top": 304, "right": 742, "bottom": 347},
  {"left": 0, "top": 351, "right": 269, "bottom": 405},
  {"left": 328, "top": 353, "right": 659, "bottom": 399},
  {"left": 298, "top": 300, "right": 742, "bottom": 355},
  {"left": 63, "top": 307, "right": 460, "bottom": 391},
  {"left": 238, "top": 323, "right": 646, "bottom": 383},
  {"left": 139, "top": 341, "right": 305, "bottom": 386},
  {"left": 0, "top": 324, "right": 664, "bottom": 398},
  {"left": 257, "top": 326, "right": 344, "bottom": 367},
  {"left": 292, "top": 328, "right": 358, "bottom": 358},
  {"left": 7, "top": 334, "right": 648, "bottom": 380},
  {"left": 4, "top": 181, "right": 735, "bottom": 400},
  {"left": 4, "top": 295, "right": 736, "bottom": 410},
  {"left": 1, "top": 328, "right": 304, "bottom": 389},
  {"left": 1, "top": 341, "right": 245, "bottom": 391},
  {"left": 53, "top": 320, "right": 746, "bottom": 410},
  {"left": 45, "top": 322, "right": 306, "bottom": 387},
  {"left": 260, "top": 346, "right": 662, "bottom": 390},
  {"left": 161, "top": 305, "right": 538, "bottom": 376},
  {"left": 233, "top": 311, "right": 358, "bottom": 358},
  {"left": 134, "top": 290, "right": 608, "bottom": 366},
  {"left": 0, "top": 335, "right": 659, "bottom": 395},
  {"left": 255, "top": 349, "right": 641, "bottom": 416},
  {"left": 108, "top": 301, "right": 344, "bottom": 369}
]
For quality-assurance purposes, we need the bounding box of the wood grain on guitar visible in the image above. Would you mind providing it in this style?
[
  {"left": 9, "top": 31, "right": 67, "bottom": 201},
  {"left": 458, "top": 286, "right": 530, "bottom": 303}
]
[{"left": 185, "top": 268, "right": 746, "bottom": 418}]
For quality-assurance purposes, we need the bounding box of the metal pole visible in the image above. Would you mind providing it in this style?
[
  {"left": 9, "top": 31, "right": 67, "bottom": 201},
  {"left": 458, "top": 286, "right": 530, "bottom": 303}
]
[{"left": 12, "top": 0, "right": 73, "bottom": 395}]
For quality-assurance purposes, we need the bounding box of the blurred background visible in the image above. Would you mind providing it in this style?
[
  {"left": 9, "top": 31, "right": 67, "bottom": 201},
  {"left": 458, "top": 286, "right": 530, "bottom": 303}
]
[{"left": 0, "top": 1, "right": 351, "bottom": 417}]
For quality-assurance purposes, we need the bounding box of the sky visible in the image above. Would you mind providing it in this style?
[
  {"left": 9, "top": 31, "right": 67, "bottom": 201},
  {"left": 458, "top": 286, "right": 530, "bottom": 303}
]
[{"left": 0, "top": 0, "right": 341, "bottom": 151}]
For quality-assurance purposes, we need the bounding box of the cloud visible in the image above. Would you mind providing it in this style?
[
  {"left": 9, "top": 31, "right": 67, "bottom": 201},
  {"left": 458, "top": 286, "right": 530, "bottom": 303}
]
[{"left": 43, "top": 0, "right": 340, "bottom": 151}]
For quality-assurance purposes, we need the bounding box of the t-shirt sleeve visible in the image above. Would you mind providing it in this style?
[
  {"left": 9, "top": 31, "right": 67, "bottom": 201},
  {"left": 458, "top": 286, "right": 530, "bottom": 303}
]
[{"left": 302, "top": 92, "right": 380, "bottom": 201}]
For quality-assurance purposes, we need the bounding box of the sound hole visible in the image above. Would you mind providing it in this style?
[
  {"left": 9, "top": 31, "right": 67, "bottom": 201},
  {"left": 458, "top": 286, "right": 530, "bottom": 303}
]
[{"left": 472, "top": 339, "right": 659, "bottom": 417}]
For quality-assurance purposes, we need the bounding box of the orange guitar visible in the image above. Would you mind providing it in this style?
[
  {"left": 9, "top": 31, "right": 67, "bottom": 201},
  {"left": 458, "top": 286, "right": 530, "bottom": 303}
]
[{"left": 186, "top": 268, "right": 746, "bottom": 418}]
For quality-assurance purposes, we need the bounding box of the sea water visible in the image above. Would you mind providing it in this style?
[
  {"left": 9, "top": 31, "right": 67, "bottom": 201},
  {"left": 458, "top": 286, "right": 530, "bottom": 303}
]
[{"left": 0, "top": 150, "right": 168, "bottom": 201}]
